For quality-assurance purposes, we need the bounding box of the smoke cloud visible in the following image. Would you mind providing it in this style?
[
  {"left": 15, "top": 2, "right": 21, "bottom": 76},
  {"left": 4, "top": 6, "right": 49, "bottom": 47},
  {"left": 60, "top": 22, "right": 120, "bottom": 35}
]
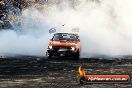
[{"left": 0, "top": 0, "right": 132, "bottom": 57}]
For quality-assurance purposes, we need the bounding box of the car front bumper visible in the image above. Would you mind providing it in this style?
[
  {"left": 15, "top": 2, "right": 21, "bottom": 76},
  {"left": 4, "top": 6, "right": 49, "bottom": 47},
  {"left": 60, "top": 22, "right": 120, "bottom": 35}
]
[{"left": 47, "top": 48, "right": 75, "bottom": 57}]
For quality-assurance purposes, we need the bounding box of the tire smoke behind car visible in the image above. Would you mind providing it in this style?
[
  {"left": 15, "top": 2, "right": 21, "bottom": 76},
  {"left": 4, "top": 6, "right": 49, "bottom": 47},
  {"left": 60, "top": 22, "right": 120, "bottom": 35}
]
[{"left": 0, "top": 0, "right": 132, "bottom": 57}]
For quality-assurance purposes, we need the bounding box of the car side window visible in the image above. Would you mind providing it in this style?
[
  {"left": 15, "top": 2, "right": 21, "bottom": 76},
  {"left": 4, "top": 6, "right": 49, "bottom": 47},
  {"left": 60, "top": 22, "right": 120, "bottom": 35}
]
[{"left": 53, "top": 34, "right": 61, "bottom": 40}]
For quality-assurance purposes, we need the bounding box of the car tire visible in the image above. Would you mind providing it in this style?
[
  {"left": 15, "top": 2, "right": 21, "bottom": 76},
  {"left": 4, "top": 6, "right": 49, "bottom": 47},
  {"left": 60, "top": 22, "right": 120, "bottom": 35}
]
[
  {"left": 48, "top": 54, "right": 53, "bottom": 59},
  {"left": 73, "top": 50, "right": 80, "bottom": 60}
]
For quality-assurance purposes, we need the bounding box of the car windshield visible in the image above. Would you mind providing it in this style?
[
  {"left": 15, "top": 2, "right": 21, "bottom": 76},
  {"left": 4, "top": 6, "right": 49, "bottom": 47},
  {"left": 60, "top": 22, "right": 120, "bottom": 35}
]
[{"left": 53, "top": 33, "right": 78, "bottom": 41}]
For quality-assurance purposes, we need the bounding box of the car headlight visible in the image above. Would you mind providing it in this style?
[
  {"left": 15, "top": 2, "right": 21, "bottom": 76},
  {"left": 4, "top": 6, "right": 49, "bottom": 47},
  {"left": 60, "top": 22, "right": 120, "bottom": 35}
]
[
  {"left": 71, "top": 47, "right": 75, "bottom": 51},
  {"left": 48, "top": 46, "right": 53, "bottom": 49}
]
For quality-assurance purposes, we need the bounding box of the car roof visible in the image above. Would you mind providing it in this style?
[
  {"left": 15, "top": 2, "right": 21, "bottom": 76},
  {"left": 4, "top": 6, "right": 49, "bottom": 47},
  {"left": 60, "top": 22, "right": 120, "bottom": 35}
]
[{"left": 54, "top": 32, "right": 78, "bottom": 35}]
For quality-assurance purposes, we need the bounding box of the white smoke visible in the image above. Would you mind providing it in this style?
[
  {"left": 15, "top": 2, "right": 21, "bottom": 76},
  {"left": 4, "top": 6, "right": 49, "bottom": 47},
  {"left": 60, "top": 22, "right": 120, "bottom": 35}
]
[{"left": 0, "top": 0, "right": 132, "bottom": 57}]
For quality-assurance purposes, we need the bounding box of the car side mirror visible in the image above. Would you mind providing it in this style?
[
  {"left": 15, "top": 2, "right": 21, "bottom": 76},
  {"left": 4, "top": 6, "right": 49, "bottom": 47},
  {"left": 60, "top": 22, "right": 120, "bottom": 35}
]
[{"left": 76, "top": 36, "right": 80, "bottom": 41}]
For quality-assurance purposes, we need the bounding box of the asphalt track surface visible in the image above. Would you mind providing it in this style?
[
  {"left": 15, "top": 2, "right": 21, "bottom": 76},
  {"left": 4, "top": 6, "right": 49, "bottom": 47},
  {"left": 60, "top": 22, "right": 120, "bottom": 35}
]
[{"left": 0, "top": 56, "right": 131, "bottom": 88}]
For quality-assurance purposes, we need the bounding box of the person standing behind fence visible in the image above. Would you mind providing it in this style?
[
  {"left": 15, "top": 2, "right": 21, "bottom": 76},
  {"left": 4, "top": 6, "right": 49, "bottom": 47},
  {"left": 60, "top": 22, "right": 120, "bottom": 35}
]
[
  {"left": 0, "top": 10, "right": 6, "bottom": 20},
  {"left": 0, "top": 0, "right": 5, "bottom": 11},
  {"left": 4, "top": 0, "right": 14, "bottom": 14},
  {"left": 0, "top": 10, "right": 5, "bottom": 29}
]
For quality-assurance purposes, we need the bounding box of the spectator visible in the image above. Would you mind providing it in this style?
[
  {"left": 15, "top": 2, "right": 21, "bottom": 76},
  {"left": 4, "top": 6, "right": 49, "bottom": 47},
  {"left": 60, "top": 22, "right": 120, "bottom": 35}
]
[
  {"left": 14, "top": 0, "right": 22, "bottom": 13},
  {"left": 0, "top": 10, "right": 4, "bottom": 29},
  {"left": 0, "top": 0, "right": 5, "bottom": 11},
  {"left": 0, "top": 10, "right": 6, "bottom": 20},
  {"left": 10, "top": 0, "right": 14, "bottom": 6}
]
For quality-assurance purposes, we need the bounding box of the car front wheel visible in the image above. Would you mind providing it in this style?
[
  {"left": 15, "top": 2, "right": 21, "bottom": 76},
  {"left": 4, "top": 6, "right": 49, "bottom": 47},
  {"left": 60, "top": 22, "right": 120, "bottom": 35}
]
[
  {"left": 48, "top": 54, "right": 53, "bottom": 59},
  {"left": 73, "top": 50, "right": 80, "bottom": 60}
]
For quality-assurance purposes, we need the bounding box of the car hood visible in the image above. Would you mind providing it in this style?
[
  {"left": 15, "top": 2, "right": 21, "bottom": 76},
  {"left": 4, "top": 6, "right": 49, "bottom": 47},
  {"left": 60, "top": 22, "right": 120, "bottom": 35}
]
[{"left": 49, "top": 40, "right": 77, "bottom": 47}]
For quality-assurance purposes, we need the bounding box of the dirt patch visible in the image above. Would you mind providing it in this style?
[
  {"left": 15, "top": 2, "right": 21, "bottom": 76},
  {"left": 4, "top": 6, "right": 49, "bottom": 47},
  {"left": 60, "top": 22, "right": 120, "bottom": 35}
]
[{"left": 0, "top": 57, "right": 131, "bottom": 88}]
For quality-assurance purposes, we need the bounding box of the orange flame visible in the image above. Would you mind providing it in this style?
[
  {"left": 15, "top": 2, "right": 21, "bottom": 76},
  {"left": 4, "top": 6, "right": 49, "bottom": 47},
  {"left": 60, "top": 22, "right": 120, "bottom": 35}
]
[{"left": 78, "top": 66, "right": 86, "bottom": 76}]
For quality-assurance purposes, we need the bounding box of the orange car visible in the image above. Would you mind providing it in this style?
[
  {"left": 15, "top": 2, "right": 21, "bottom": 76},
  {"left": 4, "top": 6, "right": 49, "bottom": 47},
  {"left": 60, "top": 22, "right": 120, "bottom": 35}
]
[{"left": 47, "top": 33, "right": 81, "bottom": 60}]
